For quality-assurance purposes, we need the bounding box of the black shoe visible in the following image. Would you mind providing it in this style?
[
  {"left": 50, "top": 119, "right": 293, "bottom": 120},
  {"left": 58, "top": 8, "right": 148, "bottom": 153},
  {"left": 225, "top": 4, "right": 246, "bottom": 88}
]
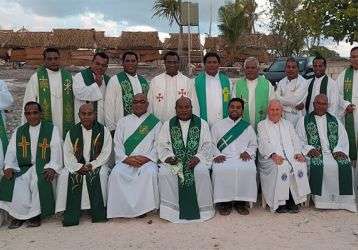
[
  {"left": 217, "top": 202, "right": 232, "bottom": 216},
  {"left": 276, "top": 205, "right": 288, "bottom": 213},
  {"left": 234, "top": 202, "right": 249, "bottom": 215},
  {"left": 8, "top": 219, "right": 24, "bottom": 229},
  {"left": 27, "top": 215, "right": 41, "bottom": 227},
  {"left": 288, "top": 204, "right": 299, "bottom": 213}
]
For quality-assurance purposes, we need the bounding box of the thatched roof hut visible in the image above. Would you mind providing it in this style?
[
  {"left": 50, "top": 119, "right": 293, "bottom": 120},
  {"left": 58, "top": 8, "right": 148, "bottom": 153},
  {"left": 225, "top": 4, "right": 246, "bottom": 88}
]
[
  {"left": 119, "top": 31, "right": 162, "bottom": 50},
  {"left": 0, "top": 30, "right": 14, "bottom": 48},
  {"left": 97, "top": 37, "right": 121, "bottom": 49},
  {"left": 164, "top": 33, "right": 201, "bottom": 50},
  {"left": 6, "top": 32, "right": 53, "bottom": 48},
  {"left": 52, "top": 28, "right": 97, "bottom": 49}
]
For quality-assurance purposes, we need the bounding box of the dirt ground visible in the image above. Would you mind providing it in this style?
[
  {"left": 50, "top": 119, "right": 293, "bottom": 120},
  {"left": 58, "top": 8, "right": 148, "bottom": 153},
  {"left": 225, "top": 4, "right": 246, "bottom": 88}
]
[{"left": 0, "top": 66, "right": 357, "bottom": 250}]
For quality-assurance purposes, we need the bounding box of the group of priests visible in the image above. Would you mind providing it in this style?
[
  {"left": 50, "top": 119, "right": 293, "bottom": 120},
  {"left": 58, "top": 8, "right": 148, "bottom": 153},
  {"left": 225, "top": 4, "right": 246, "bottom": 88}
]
[{"left": 0, "top": 46, "right": 357, "bottom": 229}]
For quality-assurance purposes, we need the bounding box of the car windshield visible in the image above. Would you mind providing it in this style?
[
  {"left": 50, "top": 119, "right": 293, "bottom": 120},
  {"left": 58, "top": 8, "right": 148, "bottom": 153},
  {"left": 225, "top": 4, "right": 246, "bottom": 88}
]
[{"left": 269, "top": 59, "right": 307, "bottom": 72}]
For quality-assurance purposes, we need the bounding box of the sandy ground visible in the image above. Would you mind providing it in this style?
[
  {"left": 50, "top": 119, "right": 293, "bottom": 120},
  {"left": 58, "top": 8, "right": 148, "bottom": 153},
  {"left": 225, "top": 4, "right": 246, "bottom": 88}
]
[{"left": 0, "top": 66, "right": 357, "bottom": 249}]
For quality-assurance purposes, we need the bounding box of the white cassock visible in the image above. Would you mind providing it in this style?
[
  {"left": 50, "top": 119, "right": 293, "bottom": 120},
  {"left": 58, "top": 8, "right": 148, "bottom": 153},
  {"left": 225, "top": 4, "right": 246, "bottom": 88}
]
[
  {"left": 276, "top": 75, "right": 308, "bottom": 126},
  {"left": 296, "top": 114, "right": 357, "bottom": 212},
  {"left": 107, "top": 113, "right": 162, "bottom": 218},
  {"left": 211, "top": 117, "right": 258, "bottom": 204},
  {"left": 23, "top": 68, "right": 69, "bottom": 138},
  {"left": 55, "top": 124, "right": 112, "bottom": 213},
  {"left": 156, "top": 118, "right": 215, "bottom": 223},
  {"left": 73, "top": 71, "right": 107, "bottom": 124},
  {"left": 148, "top": 72, "right": 199, "bottom": 122},
  {"left": 233, "top": 78, "right": 275, "bottom": 127},
  {"left": 0, "top": 79, "right": 13, "bottom": 169},
  {"left": 258, "top": 118, "right": 310, "bottom": 211},
  {"left": 104, "top": 73, "right": 145, "bottom": 132},
  {"left": 0, "top": 124, "right": 62, "bottom": 219},
  {"left": 306, "top": 75, "right": 339, "bottom": 116}
]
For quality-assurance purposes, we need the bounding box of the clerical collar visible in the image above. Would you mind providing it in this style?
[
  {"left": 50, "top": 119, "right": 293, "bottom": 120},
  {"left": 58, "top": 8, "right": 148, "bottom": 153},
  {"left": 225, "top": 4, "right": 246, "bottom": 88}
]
[
  {"left": 315, "top": 74, "right": 326, "bottom": 79},
  {"left": 205, "top": 72, "right": 219, "bottom": 79},
  {"left": 125, "top": 72, "right": 137, "bottom": 78},
  {"left": 229, "top": 117, "right": 242, "bottom": 123},
  {"left": 81, "top": 124, "right": 93, "bottom": 131},
  {"left": 314, "top": 113, "right": 326, "bottom": 118},
  {"left": 134, "top": 112, "right": 148, "bottom": 119},
  {"left": 29, "top": 122, "right": 41, "bottom": 128},
  {"left": 269, "top": 118, "right": 281, "bottom": 124},
  {"left": 166, "top": 72, "right": 179, "bottom": 77}
]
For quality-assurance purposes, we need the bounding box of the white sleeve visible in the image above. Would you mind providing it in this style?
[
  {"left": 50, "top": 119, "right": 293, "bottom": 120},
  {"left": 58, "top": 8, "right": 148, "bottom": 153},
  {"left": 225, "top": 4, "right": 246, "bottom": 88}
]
[
  {"left": 257, "top": 121, "right": 276, "bottom": 159},
  {"left": 195, "top": 121, "right": 214, "bottom": 165},
  {"left": 104, "top": 76, "right": 123, "bottom": 131},
  {"left": 332, "top": 119, "right": 349, "bottom": 155},
  {"left": 22, "top": 74, "right": 39, "bottom": 124},
  {"left": 90, "top": 127, "right": 112, "bottom": 169},
  {"left": 245, "top": 126, "right": 258, "bottom": 157},
  {"left": 210, "top": 123, "right": 223, "bottom": 157},
  {"left": 337, "top": 70, "right": 351, "bottom": 112},
  {"left": 4, "top": 128, "right": 20, "bottom": 171},
  {"left": 113, "top": 118, "right": 128, "bottom": 164},
  {"left": 140, "top": 121, "right": 162, "bottom": 162},
  {"left": 73, "top": 72, "right": 103, "bottom": 102},
  {"left": 63, "top": 132, "right": 83, "bottom": 173},
  {"left": 327, "top": 78, "right": 339, "bottom": 116},
  {"left": 156, "top": 121, "right": 176, "bottom": 162},
  {"left": 44, "top": 126, "right": 63, "bottom": 173},
  {"left": 0, "top": 80, "right": 14, "bottom": 110},
  {"left": 188, "top": 78, "right": 200, "bottom": 117},
  {"left": 295, "top": 117, "right": 315, "bottom": 156}
]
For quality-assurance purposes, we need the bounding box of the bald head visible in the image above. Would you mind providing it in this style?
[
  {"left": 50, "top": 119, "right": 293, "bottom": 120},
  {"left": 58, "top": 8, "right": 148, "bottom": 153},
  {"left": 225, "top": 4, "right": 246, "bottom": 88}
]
[
  {"left": 313, "top": 94, "right": 328, "bottom": 116},
  {"left": 267, "top": 99, "right": 283, "bottom": 123},
  {"left": 79, "top": 103, "right": 95, "bottom": 113},
  {"left": 132, "top": 92, "right": 148, "bottom": 117},
  {"left": 175, "top": 97, "right": 192, "bottom": 121},
  {"left": 175, "top": 96, "right": 192, "bottom": 108}
]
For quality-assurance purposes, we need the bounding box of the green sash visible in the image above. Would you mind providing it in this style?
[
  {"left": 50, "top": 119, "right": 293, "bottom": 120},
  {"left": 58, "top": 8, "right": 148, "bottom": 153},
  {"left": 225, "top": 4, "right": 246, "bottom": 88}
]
[
  {"left": 217, "top": 119, "right": 250, "bottom": 152},
  {"left": 169, "top": 115, "right": 201, "bottom": 220},
  {"left": 235, "top": 76, "right": 269, "bottom": 128},
  {"left": 0, "top": 112, "right": 8, "bottom": 156},
  {"left": 116, "top": 71, "right": 149, "bottom": 116},
  {"left": 343, "top": 67, "right": 357, "bottom": 160},
  {"left": 0, "top": 122, "right": 55, "bottom": 218},
  {"left": 63, "top": 121, "right": 106, "bottom": 226},
  {"left": 305, "top": 75, "right": 328, "bottom": 112},
  {"left": 304, "top": 112, "right": 353, "bottom": 196},
  {"left": 80, "top": 68, "right": 110, "bottom": 113},
  {"left": 123, "top": 114, "right": 159, "bottom": 156},
  {"left": 195, "top": 71, "right": 231, "bottom": 121},
  {"left": 37, "top": 66, "right": 75, "bottom": 139}
]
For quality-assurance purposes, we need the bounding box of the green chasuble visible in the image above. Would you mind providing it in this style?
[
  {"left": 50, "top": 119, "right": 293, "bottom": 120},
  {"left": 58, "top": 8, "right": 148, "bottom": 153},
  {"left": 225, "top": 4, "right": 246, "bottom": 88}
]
[
  {"left": 116, "top": 71, "right": 149, "bottom": 116},
  {"left": 343, "top": 67, "right": 357, "bottom": 160},
  {"left": 123, "top": 114, "right": 160, "bottom": 156},
  {"left": 0, "top": 122, "right": 55, "bottom": 218},
  {"left": 0, "top": 112, "right": 8, "bottom": 156},
  {"left": 80, "top": 68, "right": 110, "bottom": 113},
  {"left": 304, "top": 112, "right": 353, "bottom": 196},
  {"left": 37, "top": 66, "right": 75, "bottom": 138},
  {"left": 169, "top": 115, "right": 201, "bottom": 220},
  {"left": 305, "top": 75, "right": 328, "bottom": 112},
  {"left": 195, "top": 71, "right": 231, "bottom": 121},
  {"left": 63, "top": 121, "right": 106, "bottom": 226},
  {"left": 235, "top": 76, "right": 269, "bottom": 128},
  {"left": 217, "top": 119, "right": 250, "bottom": 152}
]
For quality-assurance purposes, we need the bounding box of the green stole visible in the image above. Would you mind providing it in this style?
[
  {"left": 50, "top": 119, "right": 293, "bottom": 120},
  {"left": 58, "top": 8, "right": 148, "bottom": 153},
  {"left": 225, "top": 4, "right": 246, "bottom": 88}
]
[
  {"left": 217, "top": 119, "right": 250, "bottom": 152},
  {"left": 37, "top": 66, "right": 75, "bottom": 139},
  {"left": 116, "top": 71, "right": 149, "bottom": 116},
  {"left": 80, "top": 68, "right": 110, "bottom": 113},
  {"left": 343, "top": 67, "right": 357, "bottom": 160},
  {"left": 0, "top": 122, "right": 55, "bottom": 218},
  {"left": 123, "top": 114, "right": 160, "bottom": 155},
  {"left": 305, "top": 75, "right": 328, "bottom": 112},
  {"left": 169, "top": 115, "right": 201, "bottom": 220},
  {"left": 63, "top": 122, "right": 106, "bottom": 226},
  {"left": 235, "top": 76, "right": 269, "bottom": 128},
  {"left": 0, "top": 112, "right": 8, "bottom": 156},
  {"left": 195, "top": 71, "right": 231, "bottom": 121},
  {"left": 304, "top": 112, "right": 353, "bottom": 196}
]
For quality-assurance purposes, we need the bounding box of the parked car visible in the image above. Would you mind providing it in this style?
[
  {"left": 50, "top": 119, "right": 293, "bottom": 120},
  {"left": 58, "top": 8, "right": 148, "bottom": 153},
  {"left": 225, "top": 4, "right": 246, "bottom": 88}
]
[{"left": 263, "top": 57, "right": 315, "bottom": 85}]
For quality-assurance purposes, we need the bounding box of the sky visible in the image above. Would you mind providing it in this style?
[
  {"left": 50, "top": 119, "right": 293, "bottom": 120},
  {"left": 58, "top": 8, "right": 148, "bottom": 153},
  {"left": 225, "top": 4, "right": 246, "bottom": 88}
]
[{"left": 0, "top": 0, "right": 356, "bottom": 57}]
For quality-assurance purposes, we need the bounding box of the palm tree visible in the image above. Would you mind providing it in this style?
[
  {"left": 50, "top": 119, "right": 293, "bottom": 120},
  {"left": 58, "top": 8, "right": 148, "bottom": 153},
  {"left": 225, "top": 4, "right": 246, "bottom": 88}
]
[{"left": 152, "top": 0, "right": 183, "bottom": 58}]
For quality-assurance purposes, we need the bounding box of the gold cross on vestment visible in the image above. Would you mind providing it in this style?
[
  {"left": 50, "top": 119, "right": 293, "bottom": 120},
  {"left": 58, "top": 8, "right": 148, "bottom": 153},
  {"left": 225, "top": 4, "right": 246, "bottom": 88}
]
[
  {"left": 38, "top": 76, "right": 49, "bottom": 92},
  {"left": 39, "top": 138, "right": 50, "bottom": 160},
  {"left": 18, "top": 136, "right": 30, "bottom": 158},
  {"left": 223, "top": 87, "right": 230, "bottom": 102},
  {"left": 63, "top": 79, "right": 72, "bottom": 94}
]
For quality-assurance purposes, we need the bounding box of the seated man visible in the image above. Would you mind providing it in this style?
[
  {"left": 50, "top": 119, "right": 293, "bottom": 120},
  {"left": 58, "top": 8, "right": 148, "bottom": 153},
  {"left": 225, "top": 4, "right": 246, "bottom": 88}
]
[
  {"left": 156, "top": 97, "right": 215, "bottom": 223},
  {"left": 211, "top": 98, "right": 258, "bottom": 215},
  {"left": 0, "top": 101, "right": 62, "bottom": 229},
  {"left": 107, "top": 93, "right": 162, "bottom": 218},
  {"left": 296, "top": 94, "right": 357, "bottom": 212},
  {"left": 258, "top": 100, "right": 310, "bottom": 213},
  {"left": 56, "top": 103, "right": 112, "bottom": 226}
]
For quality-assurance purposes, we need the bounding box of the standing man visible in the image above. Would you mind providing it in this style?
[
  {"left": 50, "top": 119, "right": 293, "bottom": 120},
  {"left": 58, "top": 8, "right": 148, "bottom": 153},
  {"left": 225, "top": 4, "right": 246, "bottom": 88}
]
[
  {"left": 73, "top": 52, "right": 110, "bottom": 124},
  {"left": 105, "top": 52, "right": 149, "bottom": 134},
  {"left": 235, "top": 57, "right": 275, "bottom": 129},
  {"left": 276, "top": 58, "right": 308, "bottom": 126},
  {"left": 23, "top": 48, "right": 74, "bottom": 138},
  {"left": 107, "top": 93, "right": 162, "bottom": 218},
  {"left": 336, "top": 46, "right": 358, "bottom": 163},
  {"left": 0, "top": 102, "right": 62, "bottom": 228},
  {"left": 56, "top": 103, "right": 112, "bottom": 226},
  {"left": 297, "top": 94, "right": 356, "bottom": 212},
  {"left": 194, "top": 52, "right": 231, "bottom": 127},
  {"left": 211, "top": 98, "right": 258, "bottom": 215},
  {"left": 305, "top": 56, "right": 338, "bottom": 116},
  {"left": 156, "top": 97, "right": 215, "bottom": 223},
  {"left": 148, "top": 51, "right": 198, "bottom": 122},
  {"left": 258, "top": 100, "right": 310, "bottom": 213}
]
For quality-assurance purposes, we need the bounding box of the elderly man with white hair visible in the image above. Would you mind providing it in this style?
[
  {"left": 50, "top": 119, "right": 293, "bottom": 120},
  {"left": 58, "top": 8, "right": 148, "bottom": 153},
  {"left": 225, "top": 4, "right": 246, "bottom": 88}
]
[
  {"left": 258, "top": 100, "right": 310, "bottom": 213},
  {"left": 234, "top": 57, "right": 275, "bottom": 129}
]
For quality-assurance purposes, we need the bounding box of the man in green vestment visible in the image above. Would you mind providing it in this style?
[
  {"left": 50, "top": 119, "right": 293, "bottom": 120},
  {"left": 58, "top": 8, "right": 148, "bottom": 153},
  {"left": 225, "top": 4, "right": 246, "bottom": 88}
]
[
  {"left": 105, "top": 51, "right": 149, "bottom": 135},
  {"left": 0, "top": 102, "right": 62, "bottom": 229},
  {"left": 297, "top": 94, "right": 357, "bottom": 212},
  {"left": 22, "top": 48, "right": 75, "bottom": 139},
  {"left": 234, "top": 57, "right": 275, "bottom": 129},
  {"left": 157, "top": 97, "right": 215, "bottom": 223},
  {"left": 55, "top": 103, "right": 112, "bottom": 226}
]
